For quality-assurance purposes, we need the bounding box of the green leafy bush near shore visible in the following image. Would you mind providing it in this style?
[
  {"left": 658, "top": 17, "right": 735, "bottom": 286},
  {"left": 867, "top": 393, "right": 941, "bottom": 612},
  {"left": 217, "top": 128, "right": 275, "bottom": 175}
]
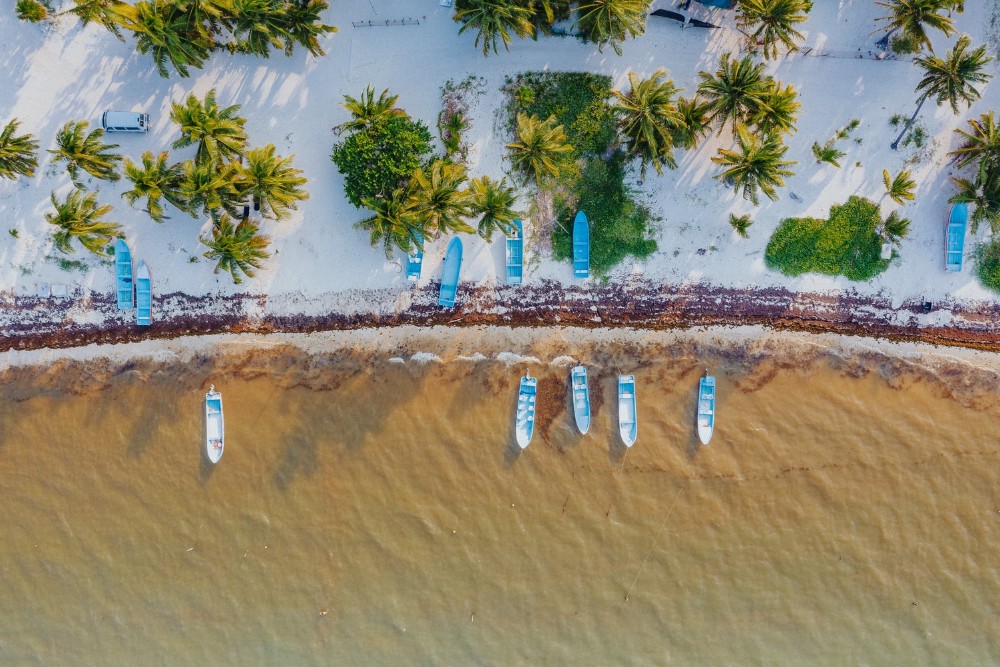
[
  {"left": 504, "top": 71, "right": 657, "bottom": 275},
  {"left": 765, "top": 195, "right": 891, "bottom": 281},
  {"left": 974, "top": 238, "right": 1000, "bottom": 293}
]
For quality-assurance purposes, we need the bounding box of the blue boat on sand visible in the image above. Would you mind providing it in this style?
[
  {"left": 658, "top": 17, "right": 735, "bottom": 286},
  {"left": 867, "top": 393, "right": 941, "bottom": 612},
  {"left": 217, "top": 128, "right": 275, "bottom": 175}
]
[
  {"left": 114, "top": 238, "right": 134, "bottom": 310},
  {"left": 697, "top": 370, "right": 716, "bottom": 445},
  {"left": 135, "top": 261, "right": 151, "bottom": 326},
  {"left": 438, "top": 237, "right": 463, "bottom": 307},
  {"left": 406, "top": 231, "right": 424, "bottom": 281},
  {"left": 506, "top": 220, "right": 523, "bottom": 285},
  {"left": 573, "top": 211, "right": 590, "bottom": 279},
  {"left": 618, "top": 375, "right": 637, "bottom": 447},
  {"left": 516, "top": 372, "right": 537, "bottom": 449},
  {"left": 945, "top": 202, "right": 967, "bottom": 272},
  {"left": 571, "top": 365, "right": 590, "bottom": 435}
]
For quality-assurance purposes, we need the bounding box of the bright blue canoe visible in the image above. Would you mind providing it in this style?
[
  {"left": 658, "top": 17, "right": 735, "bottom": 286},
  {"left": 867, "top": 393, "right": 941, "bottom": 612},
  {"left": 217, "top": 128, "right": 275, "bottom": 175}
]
[
  {"left": 135, "top": 261, "right": 152, "bottom": 326},
  {"left": 945, "top": 202, "right": 967, "bottom": 272},
  {"left": 506, "top": 219, "right": 523, "bottom": 285},
  {"left": 406, "top": 231, "right": 424, "bottom": 281},
  {"left": 516, "top": 373, "right": 537, "bottom": 449},
  {"left": 573, "top": 211, "right": 590, "bottom": 279},
  {"left": 571, "top": 365, "right": 590, "bottom": 435},
  {"left": 618, "top": 375, "right": 636, "bottom": 447},
  {"left": 438, "top": 237, "right": 463, "bottom": 307},
  {"left": 697, "top": 371, "right": 716, "bottom": 445},
  {"left": 114, "top": 238, "right": 134, "bottom": 310}
]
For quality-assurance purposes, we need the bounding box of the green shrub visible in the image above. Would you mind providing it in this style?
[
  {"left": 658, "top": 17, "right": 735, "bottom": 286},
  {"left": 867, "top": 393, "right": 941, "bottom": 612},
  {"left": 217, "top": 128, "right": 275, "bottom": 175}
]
[
  {"left": 765, "top": 195, "right": 891, "bottom": 281},
  {"left": 729, "top": 213, "right": 752, "bottom": 238},
  {"left": 331, "top": 115, "right": 433, "bottom": 208},
  {"left": 551, "top": 154, "right": 656, "bottom": 274},
  {"left": 16, "top": 0, "right": 47, "bottom": 22},
  {"left": 890, "top": 34, "right": 917, "bottom": 55},
  {"left": 975, "top": 238, "right": 1000, "bottom": 292}
]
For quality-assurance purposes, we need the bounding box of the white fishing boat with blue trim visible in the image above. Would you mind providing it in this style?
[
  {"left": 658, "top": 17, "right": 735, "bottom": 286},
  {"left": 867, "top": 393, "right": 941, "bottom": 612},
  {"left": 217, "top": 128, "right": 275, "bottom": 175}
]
[
  {"left": 205, "top": 385, "right": 224, "bottom": 464},
  {"left": 697, "top": 370, "right": 716, "bottom": 445},
  {"left": 515, "top": 373, "right": 537, "bottom": 449},
  {"left": 618, "top": 375, "right": 637, "bottom": 447},
  {"left": 571, "top": 365, "right": 590, "bottom": 435}
]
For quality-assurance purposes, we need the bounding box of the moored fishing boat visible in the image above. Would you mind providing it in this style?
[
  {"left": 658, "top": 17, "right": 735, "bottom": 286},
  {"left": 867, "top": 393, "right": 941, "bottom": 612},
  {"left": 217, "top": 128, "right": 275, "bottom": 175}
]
[
  {"left": 618, "top": 375, "right": 637, "bottom": 447},
  {"left": 945, "top": 202, "right": 967, "bottom": 272},
  {"left": 438, "top": 237, "right": 463, "bottom": 307},
  {"left": 135, "top": 261, "right": 151, "bottom": 326},
  {"left": 114, "top": 238, "right": 134, "bottom": 310},
  {"left": 515, "top": 372, "right": 537, "bottom": 449},
  {"left": 573, "top": 211, "right": 589, "bottom": 279},
  {"left": 205, "top": 384, "right": 224, "bottom": 464},
  {"left": 571, "top": 365, "right": 590, "bottom": 435},
  {"left": 697, "top": 370, "right": 716, "bottom": 445},
  {"left": 506, "top": 219, "right": 523, "bottom": 285},
  {"left": 406, "top": 231, "right": 423, "bottom": 281}
]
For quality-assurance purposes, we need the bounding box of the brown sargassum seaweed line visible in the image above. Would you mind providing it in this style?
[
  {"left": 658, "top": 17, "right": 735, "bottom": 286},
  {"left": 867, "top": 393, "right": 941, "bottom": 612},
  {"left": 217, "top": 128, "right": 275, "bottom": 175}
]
[{"left": 2, "top": 280, "right": 999, "bottom": 353}]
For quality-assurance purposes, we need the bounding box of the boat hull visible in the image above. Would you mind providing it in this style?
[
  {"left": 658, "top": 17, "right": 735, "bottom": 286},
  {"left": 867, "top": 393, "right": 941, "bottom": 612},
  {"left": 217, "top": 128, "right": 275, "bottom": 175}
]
[
  {"left": 506, "top": 219, "right": 523, "bottom": 285},
  {"left": 515, "top": 375, "right": 537, "bottom": 449},
  {"left": 571, "top": 365, "right": 590, "bottom": 435},
  {"left": 406, "top": 231, "right": 423, "bottom": 281},
  {"left": 205, "top": 387, "right": 224, "bottom": 464},
  {"left": 438, "top": 237, "right": 463, "bottom": 307},
  {"left": 945, "top": 203, "right": 967, "bottom": 272},
  {"left": 697, "top": 375, "right": 716, "bottom": 445},
  {"left": 618, "top": 375, "right": 637, "bottom": 447},
  {"left": 135, "top": 261, "right": 152, "bottom": 326},
  {"left": 114, "top": 239, "right": 134, "bottom": 310},
  {"left": 573, "top": 211, "right": 589, "bottom": 279}
]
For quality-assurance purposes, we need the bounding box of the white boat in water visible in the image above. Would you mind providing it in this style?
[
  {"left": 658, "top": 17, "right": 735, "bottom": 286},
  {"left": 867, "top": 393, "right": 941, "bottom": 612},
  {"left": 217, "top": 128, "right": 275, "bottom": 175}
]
[
  {"left": 697, "top": 371, "right": 716, "bottom": 445},
  {"left": 515, "top": 373, "right": 537, "bottom": 449},
  {"left": 571, "top": 365, "right": 590, "bottom": 435},
  {"left": 205, "top": 385, "right": 224, "bottom": 464},
  {"left": 618, "top": 375, "right": 637, "bottom": 447}
]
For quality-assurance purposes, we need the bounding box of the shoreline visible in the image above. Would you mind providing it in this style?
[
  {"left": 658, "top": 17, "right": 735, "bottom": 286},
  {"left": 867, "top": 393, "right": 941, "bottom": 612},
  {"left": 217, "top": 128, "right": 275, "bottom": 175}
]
[{"left": 5, "top": 279, "right": 1000, "bottom": 357}]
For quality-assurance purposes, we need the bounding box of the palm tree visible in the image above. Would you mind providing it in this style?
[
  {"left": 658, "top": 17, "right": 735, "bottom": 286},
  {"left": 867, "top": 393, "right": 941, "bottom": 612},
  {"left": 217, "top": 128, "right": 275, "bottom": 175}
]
[
  {"left": 122, "top": 151, "right": 186, "bottom": 222},
  {"left": 882, "top": 210, "right": 912, "bottom": 245},
  {"left": 506, "top": 112, "right": 574, "bottom": 186},
  {"left": 882, "top": 169, "right": 917, "bottom": 204},
  {"left": 891, "top": 35, "right": 993, "bottom": 150},
  {"left": 357, "top": 189, "right": 423, "bottom": 258},
  {"left": 120, "top": 0, "right": 213, "bottom": 78},
  {"left": 236, "top": 144, "right": 309, "bottom": 220},
  {"left": 751, "top": 81, "right": 800, "bottom": 137},
  {"left": 735, "top": 0, "right": 813, "bottom": 60},
  {"left": 575, "top": 0, "right": 648, "bottom": 55},
  {"left": 228, "top": 0, "right": 288, "bottom": 57},
  {"left": 0, "top": 119, "right": 39, "bottom": 180},
  {"left": 277, "top": 0, "right": 337, "bottom": 57},
  {"left": 407, "top": 159, "right": 473, "bottom": 236},
  {"left": 177, "top": 159, "right": 240, "bottom": 217},
  {"left": 950, "top": 111, "right": 1000, "bottom": 174},
  {"left": 171, "top": 89, "right": 248, "bottom": 165},
  {"left": 468, "top": 175, "right": 519, "bottom": 240},
  {"left": 45, "top": 189, "right": 122, "bottom": 256},
  {"left": 697, "top": 52, "right": 771, "bottom": 134},
  {"left": 455, "top": 0, "right": 535, "bottom": 56},
  {"left": 950, "top": 170, "right": 1000, "bottom": 233},
  {"left": 712, "top": 124, "right": 796, "bottom": 205},
  {"left": 874, "top": 0, "right": 955, "bottom": 53},
  {"left": 200, "top": 212, "right": 271, "bottom": 284},
  {"left": 48, "top": 121, "right": 122, "bottom": 186},
  {"left": 671, "top": 96, "right": 711, "bottom": 150},
  {"left": 728, "top": 212, "right": 753, "bottom": 238},
  {"left": 335, "top": 85, "right": 406, "bottom": 134},
  {"left": 60, "top": 0, "right": 130, "bottom": 40},
  {"left": 611, "top": 69, "right": 684, "bottom": 177}
]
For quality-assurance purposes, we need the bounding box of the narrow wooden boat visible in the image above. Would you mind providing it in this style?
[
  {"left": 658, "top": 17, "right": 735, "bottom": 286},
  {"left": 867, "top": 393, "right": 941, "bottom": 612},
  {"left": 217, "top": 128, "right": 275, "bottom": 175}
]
[
  {"left": 515, "top": 373, "right": 537, "bottom": 449},
  {"left": 438, "top": 236, "right": 463, "bottom": 307},
  {"left": 135, "top": 261, "right": 152, "bottom": 326},
  {"left": 945, "top": 202, "right": 967, "bottom": 272},
  {"left": 697, "top": 370, "right": 716, "bottom": 445},
  {"left": 573, "top": 211, "right": 590, "bottom": 278},
  {"left": 618, "top": 375, "right": 637, "bottom": 447},
  {"left": 205, "top": 384, "right": 224, "bottom": 464},
  {"left": 506, "top": 219, "right": 523, "bottom": 285},
  {"left": 114, "top": 238, "right": 134, "bottom": 310},
  {"left": 406, "top": 231, "right": 423, "bottom": 281},
  {"left": 571, "top": 365, "right": 591, "bottom": 435}
]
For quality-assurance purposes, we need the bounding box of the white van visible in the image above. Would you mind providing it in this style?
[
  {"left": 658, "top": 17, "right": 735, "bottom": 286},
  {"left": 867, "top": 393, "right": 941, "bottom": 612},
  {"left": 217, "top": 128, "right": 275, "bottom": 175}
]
[{"left": 101, "top": 111, "right": 149, "bottom": 133}]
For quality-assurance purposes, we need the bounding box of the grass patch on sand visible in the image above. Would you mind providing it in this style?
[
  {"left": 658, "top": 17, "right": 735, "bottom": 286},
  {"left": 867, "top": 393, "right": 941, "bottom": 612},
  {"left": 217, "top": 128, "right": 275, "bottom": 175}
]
[
  {"left": 765, "top": 195, "right": 891, "bottom": 281},
  {"left": 975, "top": 238, "right": 1000, "bottom": 293},
  {"left": 505, "top": 71, "right": 656, "bottom": 275}
]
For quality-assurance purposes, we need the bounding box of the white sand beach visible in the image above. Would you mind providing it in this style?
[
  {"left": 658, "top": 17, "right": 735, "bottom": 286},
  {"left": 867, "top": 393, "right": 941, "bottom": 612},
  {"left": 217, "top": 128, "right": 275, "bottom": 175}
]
[{"left": 1, "top": 0, "right": 999, "bottom": 347}]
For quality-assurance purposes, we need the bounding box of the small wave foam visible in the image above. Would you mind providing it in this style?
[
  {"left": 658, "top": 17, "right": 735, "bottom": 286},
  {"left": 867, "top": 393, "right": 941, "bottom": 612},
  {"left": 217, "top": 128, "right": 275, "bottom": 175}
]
[
  {"left": 549, "top": 355, "right": 576, "bottom": 367},
  {"left": 496, "top": 352, "right": 542, "bottom": 366},
  {"left": 457, "top": 353, "right": 488, "bottom": 362},
  {"left": 387, "top": 357, "right": 406, "bottom": 365},
  {"left": 410, "top": 352, "right": 442, "bottom": 364}
]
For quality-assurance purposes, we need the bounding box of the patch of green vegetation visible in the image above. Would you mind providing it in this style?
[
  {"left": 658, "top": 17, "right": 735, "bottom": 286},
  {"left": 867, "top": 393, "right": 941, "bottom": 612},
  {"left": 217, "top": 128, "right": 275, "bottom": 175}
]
[
  {"left": 505, "top": 71, "right": 616, "bottom": 157},
  {"left": 551, "top": 155, "right": 656, "bottom": 274},
  {"left": 764, "top": 195, "right": 891, "bottom": 281},
  {"left": 729, "top": 212, "right": 752, "bottom": 238},
  {"left": 16, "top": 0, "right": 48, "bottom": 22},
  {"left": 975, "top": 238, "right": 1000, "bottom": 293},
  {"left": 8, "top": 229, "right": 19, "bottom": 238},
  {"left": 505, "top": 71, "right": 657, "bottom": 275},
  {"left": 890, "top": 34, "right": 917, "bottom": 55},
  {"left": 889, "top": 114, "right": 928, "bottom": 149},
  {"left": 54, "top": 257, "right": 88, "bottom": 272}
]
